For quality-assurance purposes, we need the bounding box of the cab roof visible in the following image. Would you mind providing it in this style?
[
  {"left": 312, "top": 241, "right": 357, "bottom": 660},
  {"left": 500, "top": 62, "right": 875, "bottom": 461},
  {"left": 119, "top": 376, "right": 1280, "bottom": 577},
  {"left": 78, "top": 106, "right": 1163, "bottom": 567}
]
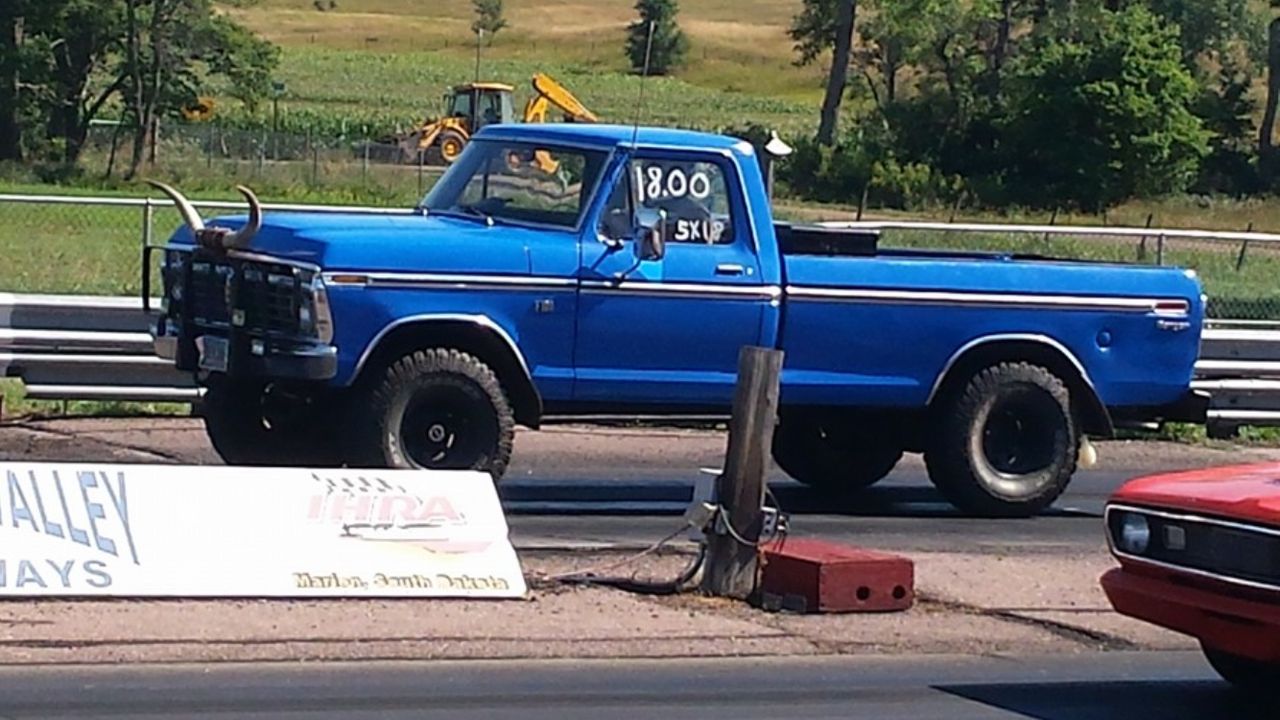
[
  {"left": 456, "top": 82, "right": 515, "bottom": 91},
  {"left": 474, "top": 123, "right": 752, "bottom": 154}
]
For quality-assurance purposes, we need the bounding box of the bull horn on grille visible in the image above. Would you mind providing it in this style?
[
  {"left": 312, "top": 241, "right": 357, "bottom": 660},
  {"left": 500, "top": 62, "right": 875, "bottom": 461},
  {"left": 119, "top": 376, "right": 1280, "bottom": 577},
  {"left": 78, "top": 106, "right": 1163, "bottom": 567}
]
[
  {"left": 222, "top": 184, "right": 262, "bottom": 249},
  {"left": 146, "top": 180, "right": 205, "bottom": 232}
]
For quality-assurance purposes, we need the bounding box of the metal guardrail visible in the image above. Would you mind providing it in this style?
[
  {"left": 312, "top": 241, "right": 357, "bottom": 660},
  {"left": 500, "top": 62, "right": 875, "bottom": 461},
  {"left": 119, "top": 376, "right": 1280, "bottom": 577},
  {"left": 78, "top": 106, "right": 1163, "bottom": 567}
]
[
  {"left": 1, "top": 294, "right": 1278, "bottom": 431},
  {"left": 0, "top": 293, "right": 198, "bottom": 403},
  {"left": 829, "top": 219, "right": 1280, "bottom": 245}
]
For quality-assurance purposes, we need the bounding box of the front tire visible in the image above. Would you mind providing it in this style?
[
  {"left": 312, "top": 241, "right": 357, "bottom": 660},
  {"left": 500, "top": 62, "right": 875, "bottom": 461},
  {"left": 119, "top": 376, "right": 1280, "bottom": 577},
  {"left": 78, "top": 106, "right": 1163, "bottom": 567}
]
[
  {"left": 1202, "top": 644, "right": 1280, "bottom": 694},
  {"left": 349, "top": 348, "right": 514, "bottom": 478},
  {"left": 200, "top": 379, "right": 343, "bottom": 467},
  {"left": 924, "top": 362, "right": 1077, "bottom": 517},
  {"left": 771, "top": 412, "right": 903, "bottom": 491},
  {"left": 438, "top": 130, "right": 467, "bottom": 164}
]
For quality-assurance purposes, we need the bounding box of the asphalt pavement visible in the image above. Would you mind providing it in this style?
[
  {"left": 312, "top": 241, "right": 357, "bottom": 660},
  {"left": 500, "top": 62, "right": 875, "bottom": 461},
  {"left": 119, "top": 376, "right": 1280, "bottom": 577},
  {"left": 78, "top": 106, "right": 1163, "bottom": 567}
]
[
  {"left": 4, "top": 417, "right": 1278, "bottom": 555},
  {"left": 0, "top": 652, "right": 1267, "bottom": 720}
]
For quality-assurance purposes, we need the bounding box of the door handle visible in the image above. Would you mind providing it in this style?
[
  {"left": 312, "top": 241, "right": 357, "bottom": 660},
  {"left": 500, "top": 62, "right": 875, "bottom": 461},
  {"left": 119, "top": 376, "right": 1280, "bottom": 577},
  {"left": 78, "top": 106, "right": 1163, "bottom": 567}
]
[{"left": 715, "top": 263, "right": 745, "bottom": 276}]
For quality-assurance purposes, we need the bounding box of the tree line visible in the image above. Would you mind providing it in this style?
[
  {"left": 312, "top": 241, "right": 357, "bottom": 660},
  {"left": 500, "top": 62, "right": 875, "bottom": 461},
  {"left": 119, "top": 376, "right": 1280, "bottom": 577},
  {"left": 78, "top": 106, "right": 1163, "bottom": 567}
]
[
  {"left": 0, "top": 0, "right": 276, "bottom": 179},
  {"left": 777, "top": 0, "right": 1280, "bottom": 211}
]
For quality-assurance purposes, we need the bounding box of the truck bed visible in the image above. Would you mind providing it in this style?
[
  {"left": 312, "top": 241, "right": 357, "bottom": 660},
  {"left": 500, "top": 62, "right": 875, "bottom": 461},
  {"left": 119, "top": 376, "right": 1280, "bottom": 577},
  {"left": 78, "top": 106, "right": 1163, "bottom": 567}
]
[{"left": 774, "top": 222, "right": 1062, "bottom": 263}]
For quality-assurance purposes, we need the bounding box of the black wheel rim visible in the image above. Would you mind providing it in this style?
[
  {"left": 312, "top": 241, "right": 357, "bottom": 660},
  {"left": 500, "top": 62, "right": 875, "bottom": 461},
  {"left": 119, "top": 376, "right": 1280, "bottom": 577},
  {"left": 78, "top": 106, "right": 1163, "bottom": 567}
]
[
  {"left": 980, "top": 389, "right": 1064, "bottom": 477},
  {"left": 400, "top": 386, "right": 495, "bottom": 469}
]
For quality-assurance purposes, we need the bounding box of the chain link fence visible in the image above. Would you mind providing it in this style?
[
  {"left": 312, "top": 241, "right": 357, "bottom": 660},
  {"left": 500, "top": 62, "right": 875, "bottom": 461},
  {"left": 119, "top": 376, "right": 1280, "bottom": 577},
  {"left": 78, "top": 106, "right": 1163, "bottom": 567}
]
[{"left": 77, "top": 122, "right": 444, "bottom": 200}]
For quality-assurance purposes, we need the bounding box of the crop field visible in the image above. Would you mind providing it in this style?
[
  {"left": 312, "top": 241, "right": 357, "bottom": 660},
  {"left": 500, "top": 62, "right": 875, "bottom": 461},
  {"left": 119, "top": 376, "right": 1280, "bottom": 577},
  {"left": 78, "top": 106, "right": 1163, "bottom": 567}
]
[{"left": 212, "top": 0, "right": 823, "bottom": 138}]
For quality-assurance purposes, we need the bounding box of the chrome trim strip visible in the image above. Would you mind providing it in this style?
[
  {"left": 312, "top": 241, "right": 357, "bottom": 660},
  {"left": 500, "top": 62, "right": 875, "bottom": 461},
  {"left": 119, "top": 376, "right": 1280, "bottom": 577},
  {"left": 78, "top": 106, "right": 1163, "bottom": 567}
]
[
  {"left": 926, "top": 333, "right": 1096, "bottom": 405},
  {"left": 580, "top": 279, "right": 781, "bottom": 300},
  {"left": 352, "top": 313, "right": 533, "bottom": 383},
  {"left": 1105, "top": 503, "right": 1280, "bottom": 594},
  {"left": 1107, "top": 502, "right": 1280, "bottom": 539},
  {"left": 786, "top": 285, "right": 1187, "bottom": 315},
  {"left": 324, "top": 271, "right": 576, "bottom": 291}
]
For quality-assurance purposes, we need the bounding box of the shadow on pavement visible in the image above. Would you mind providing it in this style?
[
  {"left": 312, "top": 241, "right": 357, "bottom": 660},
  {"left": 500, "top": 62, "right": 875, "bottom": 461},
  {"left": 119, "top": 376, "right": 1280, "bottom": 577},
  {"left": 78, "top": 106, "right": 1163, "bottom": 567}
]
[
  {"left": 498, "top": 481, "right": 1091, "bottom": 519},
  {"left": 937, "top": 680, "right": 1269, "bottom": 720}
]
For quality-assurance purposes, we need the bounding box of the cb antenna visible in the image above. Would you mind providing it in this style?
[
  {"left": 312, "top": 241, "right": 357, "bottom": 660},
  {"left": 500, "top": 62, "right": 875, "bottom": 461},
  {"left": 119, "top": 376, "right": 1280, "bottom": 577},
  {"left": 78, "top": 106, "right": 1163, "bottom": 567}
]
[{"left": 629, "top": 20, "right": 656, "bottom": 149}]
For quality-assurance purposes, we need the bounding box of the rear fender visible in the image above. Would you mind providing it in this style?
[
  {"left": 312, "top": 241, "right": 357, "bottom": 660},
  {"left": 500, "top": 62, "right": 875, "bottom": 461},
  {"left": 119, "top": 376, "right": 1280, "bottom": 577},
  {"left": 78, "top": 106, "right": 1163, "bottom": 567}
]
[{"left": 927, "top": 334, "right": 1114, "bottom": 437}]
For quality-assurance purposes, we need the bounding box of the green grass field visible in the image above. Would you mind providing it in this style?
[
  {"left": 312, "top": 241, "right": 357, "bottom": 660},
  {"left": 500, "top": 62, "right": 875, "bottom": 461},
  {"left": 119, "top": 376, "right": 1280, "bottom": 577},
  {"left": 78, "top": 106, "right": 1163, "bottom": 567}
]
[{"left": 207, "top": 0, "right": 823, "bottom": 137}]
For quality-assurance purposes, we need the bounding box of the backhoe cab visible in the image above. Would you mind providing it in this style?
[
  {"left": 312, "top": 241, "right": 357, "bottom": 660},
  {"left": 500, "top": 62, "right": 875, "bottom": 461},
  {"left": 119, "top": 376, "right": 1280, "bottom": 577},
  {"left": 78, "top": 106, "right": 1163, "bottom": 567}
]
[{"left": 394, "top": 74, "right": 597, "bottom": 165}]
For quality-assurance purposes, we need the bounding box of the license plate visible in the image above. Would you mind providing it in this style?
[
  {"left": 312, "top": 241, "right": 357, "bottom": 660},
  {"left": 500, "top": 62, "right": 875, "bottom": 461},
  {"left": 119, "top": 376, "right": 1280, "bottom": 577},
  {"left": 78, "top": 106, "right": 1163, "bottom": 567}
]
[{"left": 196, "top": 336, "right": 229, "bottom": 372}]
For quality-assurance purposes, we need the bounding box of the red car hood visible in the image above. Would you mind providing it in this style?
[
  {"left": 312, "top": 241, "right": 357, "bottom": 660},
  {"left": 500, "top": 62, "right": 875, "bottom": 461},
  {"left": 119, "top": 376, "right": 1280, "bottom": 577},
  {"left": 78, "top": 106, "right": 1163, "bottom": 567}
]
[{"left": 1112, "top": 461, "right": 1280, "bottom": 526}]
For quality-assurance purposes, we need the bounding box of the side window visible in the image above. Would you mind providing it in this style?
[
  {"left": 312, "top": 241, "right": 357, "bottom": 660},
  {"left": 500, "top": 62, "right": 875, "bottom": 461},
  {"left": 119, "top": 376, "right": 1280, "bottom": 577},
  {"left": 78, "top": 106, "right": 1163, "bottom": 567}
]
[
  {"left": 449, "top": 92, "right": 473, "bottom": 119},
  {"left": 633, "top": 158, "right": 734, "bottom": 245}
]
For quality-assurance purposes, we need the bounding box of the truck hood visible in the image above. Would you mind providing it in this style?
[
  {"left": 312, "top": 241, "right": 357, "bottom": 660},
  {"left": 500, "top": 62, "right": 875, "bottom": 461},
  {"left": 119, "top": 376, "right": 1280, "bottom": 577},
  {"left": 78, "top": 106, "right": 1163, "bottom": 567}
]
[
  {"left": 1111, "top": 462, "right": 1280, "bottom": 527},
  {"left": 167, "top": 211, "right": 553, "bottom": 272}
]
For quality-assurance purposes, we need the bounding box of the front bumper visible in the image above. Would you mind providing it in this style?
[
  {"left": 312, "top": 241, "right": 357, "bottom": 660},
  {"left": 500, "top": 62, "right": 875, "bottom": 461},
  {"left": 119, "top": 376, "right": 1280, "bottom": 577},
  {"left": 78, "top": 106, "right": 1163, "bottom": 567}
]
[
  {"left": 153, "top": 319, "right": 337, "bottom": 381},
  {"left": 1101, "top": 567, "right": 1280, "bottom": 662}
]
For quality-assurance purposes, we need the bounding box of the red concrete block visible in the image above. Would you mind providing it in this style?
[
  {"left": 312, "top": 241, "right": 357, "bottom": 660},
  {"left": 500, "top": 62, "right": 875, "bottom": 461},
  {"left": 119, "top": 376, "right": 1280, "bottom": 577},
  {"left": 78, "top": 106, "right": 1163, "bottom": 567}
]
[{"left": 759, "top": 537, "right": 914, "bottom": 613}]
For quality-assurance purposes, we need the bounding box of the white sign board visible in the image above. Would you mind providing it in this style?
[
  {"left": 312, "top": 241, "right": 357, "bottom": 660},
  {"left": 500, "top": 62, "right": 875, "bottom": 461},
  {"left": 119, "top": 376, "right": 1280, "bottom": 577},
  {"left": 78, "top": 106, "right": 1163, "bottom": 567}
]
[{"left": 0, "top": 463, "right": 526, "bottom": 598}]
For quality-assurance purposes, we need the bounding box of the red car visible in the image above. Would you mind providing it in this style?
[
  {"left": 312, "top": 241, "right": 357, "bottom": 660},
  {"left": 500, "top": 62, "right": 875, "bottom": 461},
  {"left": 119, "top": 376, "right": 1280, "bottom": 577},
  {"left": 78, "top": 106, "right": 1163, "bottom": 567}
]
[{"left": 1101, "top": 461, "right": 1280, "bottom": 692}]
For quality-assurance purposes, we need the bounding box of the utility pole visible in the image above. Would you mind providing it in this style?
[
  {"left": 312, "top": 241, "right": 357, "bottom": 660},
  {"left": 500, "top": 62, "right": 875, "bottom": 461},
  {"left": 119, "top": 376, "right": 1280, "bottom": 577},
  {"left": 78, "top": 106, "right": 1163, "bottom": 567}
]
[{"left": 701, "top": 346, "right": 784, "bottom": 600}]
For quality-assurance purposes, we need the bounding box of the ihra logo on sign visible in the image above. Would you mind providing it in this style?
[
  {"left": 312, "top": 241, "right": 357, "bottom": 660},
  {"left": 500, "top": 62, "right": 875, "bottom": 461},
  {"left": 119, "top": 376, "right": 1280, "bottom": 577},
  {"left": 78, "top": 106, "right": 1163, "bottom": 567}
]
[
  {"left": 0, "top": 468, "right": 138, "bottom": 590},
  {"left": 307, "top": 473, "right": 469, "bottom": 533}
]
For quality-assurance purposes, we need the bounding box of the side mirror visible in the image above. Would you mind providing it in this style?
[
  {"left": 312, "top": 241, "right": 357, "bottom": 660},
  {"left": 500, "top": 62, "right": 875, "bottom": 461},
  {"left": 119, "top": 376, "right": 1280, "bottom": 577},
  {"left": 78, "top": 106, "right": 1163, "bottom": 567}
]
[
  {"left": 634, "top": 208, "right": 667, "bottom": 261},
  {"left": 601, "top": 207, "right": 631, "bottom": 244}
]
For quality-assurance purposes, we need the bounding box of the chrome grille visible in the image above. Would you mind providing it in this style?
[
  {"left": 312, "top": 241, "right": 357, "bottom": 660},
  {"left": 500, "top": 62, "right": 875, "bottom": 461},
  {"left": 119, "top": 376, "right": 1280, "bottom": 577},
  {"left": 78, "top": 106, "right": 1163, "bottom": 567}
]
[
  {"left": 187, "top": 255, "right": 299, "bottom": 335},
  {"left": 1108, "top": 504, "right": 1280, "bottom": 590}
]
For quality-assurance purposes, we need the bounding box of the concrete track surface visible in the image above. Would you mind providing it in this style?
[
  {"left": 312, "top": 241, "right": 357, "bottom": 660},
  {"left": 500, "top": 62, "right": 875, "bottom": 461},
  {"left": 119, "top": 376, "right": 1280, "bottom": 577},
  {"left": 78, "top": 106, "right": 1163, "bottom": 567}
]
[{"left": 0, "top": 653, "right": 1271, "bottom": 719}]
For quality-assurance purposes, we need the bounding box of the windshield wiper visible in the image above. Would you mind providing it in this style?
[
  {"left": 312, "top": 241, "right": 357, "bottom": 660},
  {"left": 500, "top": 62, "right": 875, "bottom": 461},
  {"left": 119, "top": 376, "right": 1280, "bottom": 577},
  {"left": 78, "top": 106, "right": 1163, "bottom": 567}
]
[
  {"left": 423, "top": 206, "right": 491, "bottom": 226},
  {"left": 456, "top": 203, "right": 507, "bottom": 227}
]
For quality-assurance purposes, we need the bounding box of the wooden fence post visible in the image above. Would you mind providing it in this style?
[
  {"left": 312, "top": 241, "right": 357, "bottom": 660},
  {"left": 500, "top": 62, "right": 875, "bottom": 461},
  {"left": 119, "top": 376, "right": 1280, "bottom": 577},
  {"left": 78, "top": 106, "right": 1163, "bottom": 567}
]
[
  {"left": 701, "top": 346, "right": 784, "bottom": 601},
  {"left": 1237, "top": 222, "right": 1253, "bottom": 271},
  {"left": 1137, "top": 213, "right": 1153, "bottom": 262}
]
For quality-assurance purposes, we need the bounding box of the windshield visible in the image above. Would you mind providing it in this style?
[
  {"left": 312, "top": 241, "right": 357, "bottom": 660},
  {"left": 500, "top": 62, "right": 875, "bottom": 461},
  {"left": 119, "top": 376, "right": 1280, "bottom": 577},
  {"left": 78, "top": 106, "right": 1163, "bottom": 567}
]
[{"left": 421, "top": 140, "right": 609, "bottom": 230}]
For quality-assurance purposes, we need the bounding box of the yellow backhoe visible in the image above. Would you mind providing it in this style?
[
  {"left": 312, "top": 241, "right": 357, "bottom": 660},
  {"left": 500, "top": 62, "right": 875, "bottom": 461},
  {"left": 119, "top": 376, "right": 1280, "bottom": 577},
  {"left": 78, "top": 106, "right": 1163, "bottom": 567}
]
[{"left": 393, "top": 73, "right": 598, "bottom": 165}]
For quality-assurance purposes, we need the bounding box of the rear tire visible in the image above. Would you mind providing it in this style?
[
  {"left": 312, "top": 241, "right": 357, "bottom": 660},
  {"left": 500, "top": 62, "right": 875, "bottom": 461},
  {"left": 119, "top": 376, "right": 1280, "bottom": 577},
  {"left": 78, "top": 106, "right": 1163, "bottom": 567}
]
[
  {"left": 924, "top": 362, "right": 1077, "bottom": 517},
  {"left": 200, "top": 378, "right": 343, "bottom": 467},
  {"left": 1202, "top": 644, "right": 1280, "bottom": 694},
  {"left": 348, "top": 348, "right": 514, "bottom": 479},
  {"left": 771, "top": 412, "right": 904, "bottom": 491}
]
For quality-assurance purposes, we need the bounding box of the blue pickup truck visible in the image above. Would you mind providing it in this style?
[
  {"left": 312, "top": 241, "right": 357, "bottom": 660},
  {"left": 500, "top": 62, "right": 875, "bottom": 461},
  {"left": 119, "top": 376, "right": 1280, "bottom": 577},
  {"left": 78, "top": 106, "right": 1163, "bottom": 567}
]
[{"left": 145, "top": 123, "right": 1208, "bottom": 516}]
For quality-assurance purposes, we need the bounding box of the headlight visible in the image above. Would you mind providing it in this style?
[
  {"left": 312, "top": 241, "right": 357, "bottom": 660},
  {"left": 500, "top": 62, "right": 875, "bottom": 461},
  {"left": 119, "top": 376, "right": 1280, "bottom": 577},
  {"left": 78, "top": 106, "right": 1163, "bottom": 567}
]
[
  {"left": 1117, "top": 512, "right": 1150, "bottom": 554},
  {"left": 163, "top": 250, "right": 188, "bottom": 307},
  {"left": 298, "top": 273, "right": 334, "bottom": 344}
]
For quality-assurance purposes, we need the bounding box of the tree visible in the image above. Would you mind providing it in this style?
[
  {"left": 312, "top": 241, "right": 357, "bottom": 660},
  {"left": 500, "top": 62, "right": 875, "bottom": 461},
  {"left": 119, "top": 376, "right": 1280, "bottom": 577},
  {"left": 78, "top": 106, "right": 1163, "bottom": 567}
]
[
  {"left": 1261, "top": 3, "right": 1280, "bottom": 172},
  {"left": 470, "top": 0, "right": 508, "bottom": 43},
  {"left": 1148, "top": 0, "right": 1264, "bottom": 68},
  {"left": 0, "top": 1, "right": 34, "bottom": 161},
  {"left": 855, "top": 0, "right": 949, "bottom": 108},
  {"left": 121, "top": 0, "right": 277, "bottom": 179},
  {"left": 790, "top": 0, "right": 858, "bottom": 146},
  {"left": 47, "top": 0, "right": 128, "bottom": 165},
  {"left": 1193, "top": 58, "right": 1258, "bottom": 194},
  {"left": 1002, "top": 5, "right": 1209, "bottom": 210},
  {"left": 626, "top": 0, "right": 688, "bottom": 76}
]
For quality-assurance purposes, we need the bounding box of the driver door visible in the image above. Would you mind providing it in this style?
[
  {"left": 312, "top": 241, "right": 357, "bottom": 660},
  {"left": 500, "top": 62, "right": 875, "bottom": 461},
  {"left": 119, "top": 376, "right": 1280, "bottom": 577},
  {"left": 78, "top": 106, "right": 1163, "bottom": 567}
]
[{"left": 573, "top": 150, "right": 768, "bottom": 406}]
